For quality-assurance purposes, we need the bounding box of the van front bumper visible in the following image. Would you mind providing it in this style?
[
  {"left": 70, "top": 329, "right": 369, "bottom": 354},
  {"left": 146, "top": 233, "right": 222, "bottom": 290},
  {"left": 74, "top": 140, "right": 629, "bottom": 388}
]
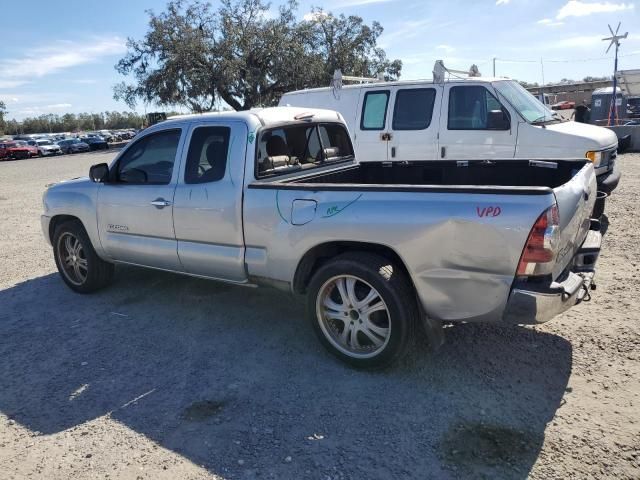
[
  {"left": 502, "top": 229, "right": 601, "bottom": 325},
  {"left": 597, "top": 163, "right": 620, "bottom": 194}
]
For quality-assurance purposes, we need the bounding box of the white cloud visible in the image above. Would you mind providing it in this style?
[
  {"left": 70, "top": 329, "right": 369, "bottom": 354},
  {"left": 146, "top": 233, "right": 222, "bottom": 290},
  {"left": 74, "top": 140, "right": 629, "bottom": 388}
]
[
  {"left": 0, "top": 36, "right": 125, "bottom": 86},
  {"left": 379, "top": 18, "right": 431, "bottom": 48},
  {"left": 303, "top": 11, "right": 330, "bottom": 21},
  {"left": 46, "top": 103, "right": 73, "bottom": 109},
  {"left": 496, "top": 0, "right": 510, "bottom": 5},
  {"left": 0, "top": 80, "right": 29, "bottom": 89},
  {"left": 537, "top": 18, "right": 565, "bottom": 26},
  {"left": 551, "top": 35, "right": 607, "bottom": 48},
  {"left": 332, "top": 0, "right": 395, "bottom": 7},
  {"left": 556, "top": 1, "right": 634, "bottom": 19},
  {"left": 436, "top": 44, "right": 455, "bottom": 53}
]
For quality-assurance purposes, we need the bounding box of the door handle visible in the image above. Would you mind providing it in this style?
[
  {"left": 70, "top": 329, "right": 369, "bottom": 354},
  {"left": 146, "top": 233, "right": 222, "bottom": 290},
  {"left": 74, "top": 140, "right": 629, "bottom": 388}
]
[
  {"left": 441, "top": 146, "right": 446, "bottom": 158},
  {"left": 150, "top": 198, "right": 172, "bottom": 208},
  {"left": 391, "top": 146, "right": 396, "bottom": 158}
]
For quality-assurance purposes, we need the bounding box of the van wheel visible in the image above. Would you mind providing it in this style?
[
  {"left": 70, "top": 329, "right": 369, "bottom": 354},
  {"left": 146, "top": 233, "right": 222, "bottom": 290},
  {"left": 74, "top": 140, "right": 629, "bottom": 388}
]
[
  {"left": 307, "top": 252, "right": 416, "bottom": 369},
  {"left": 53, "top": 220, "right": 114, "bottom": 293}
]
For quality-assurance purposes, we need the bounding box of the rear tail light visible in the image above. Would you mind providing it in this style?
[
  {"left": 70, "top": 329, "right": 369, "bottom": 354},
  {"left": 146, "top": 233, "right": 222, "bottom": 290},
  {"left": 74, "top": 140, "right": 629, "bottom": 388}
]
[{"left": 517, "top": 204, "right": 560, "bottom": 277}]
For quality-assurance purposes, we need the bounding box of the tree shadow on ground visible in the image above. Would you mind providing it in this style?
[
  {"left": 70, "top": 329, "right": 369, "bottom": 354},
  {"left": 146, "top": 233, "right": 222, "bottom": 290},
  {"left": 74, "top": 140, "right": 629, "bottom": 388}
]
[{"left": 0, "top": 267, "right": 572, "bottom": 479}]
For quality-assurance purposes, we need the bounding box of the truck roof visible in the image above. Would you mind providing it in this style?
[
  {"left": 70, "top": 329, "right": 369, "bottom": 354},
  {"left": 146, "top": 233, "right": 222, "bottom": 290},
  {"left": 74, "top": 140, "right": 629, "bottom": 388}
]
[
  {"left": 282, "top": 77, "right": 511, "bottom": 97},
  {"left": 166, "top": 106, "right": 345, "bottom": 128}
]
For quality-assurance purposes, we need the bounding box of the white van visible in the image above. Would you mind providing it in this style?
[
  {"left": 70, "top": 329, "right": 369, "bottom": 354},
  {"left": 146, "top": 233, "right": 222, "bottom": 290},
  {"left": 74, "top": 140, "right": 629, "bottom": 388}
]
[{"left": 279, "top": 74, "right": 620, "bottom": 193}]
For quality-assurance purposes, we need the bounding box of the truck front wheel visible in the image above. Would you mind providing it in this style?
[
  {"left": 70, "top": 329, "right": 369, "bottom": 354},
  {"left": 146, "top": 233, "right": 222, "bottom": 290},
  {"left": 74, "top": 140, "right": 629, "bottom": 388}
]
[
  {"left": 307, "top": 252, "right": 416, "bottom": 369},
  {"left": 53, "top": 220, "right": 114, "bottom": 293}
]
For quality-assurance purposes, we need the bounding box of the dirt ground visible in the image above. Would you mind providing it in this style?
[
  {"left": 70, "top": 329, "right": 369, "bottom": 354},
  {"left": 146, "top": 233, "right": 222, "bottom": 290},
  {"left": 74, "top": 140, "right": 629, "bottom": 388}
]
[{"left": 0, "top": 151, "right": 638, "bottom": 480}]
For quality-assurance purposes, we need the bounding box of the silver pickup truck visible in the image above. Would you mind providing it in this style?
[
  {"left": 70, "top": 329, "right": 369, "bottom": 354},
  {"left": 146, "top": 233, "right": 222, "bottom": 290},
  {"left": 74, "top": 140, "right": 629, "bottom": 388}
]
[{"left": 42, "top": 107, "right": 602, "bottom": 368}]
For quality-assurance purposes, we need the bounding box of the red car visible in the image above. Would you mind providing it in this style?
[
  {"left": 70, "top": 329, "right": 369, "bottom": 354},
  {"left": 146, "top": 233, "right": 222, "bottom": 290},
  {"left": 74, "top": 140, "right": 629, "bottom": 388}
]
[
  {"left": 0, "top": 141, "right": 38, "bottom": 159},
  {"left": 551, "top": 100, "right": 576, "bottom": 110},
  {"left": 0, "top": 142, "right": 9, "bottom": 160}
]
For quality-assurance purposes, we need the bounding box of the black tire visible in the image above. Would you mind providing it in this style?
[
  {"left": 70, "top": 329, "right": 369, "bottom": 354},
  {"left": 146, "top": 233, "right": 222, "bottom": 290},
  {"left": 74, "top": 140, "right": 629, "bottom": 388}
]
[
  {"left": 52, "top": 220, "right": 114, "bottom": 293},
  {"left": 306, "top": 252, "right": 417, "bottom": 369}
]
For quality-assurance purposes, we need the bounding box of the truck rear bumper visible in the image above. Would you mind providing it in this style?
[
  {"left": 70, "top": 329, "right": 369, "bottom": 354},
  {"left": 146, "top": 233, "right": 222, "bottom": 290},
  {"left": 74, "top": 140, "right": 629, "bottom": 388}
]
[{"left": 502, "top": 229, "right": 601, "bottom": 325}]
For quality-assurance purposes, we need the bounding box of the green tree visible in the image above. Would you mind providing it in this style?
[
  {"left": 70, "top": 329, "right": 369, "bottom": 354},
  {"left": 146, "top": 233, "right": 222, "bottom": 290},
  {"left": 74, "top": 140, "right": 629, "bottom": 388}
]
[
  {"left": 114, "top": 0, "right": 401, "bottom": 112},
  {"left": 0, "top": 101, "right": 7, "bottom": 135}
]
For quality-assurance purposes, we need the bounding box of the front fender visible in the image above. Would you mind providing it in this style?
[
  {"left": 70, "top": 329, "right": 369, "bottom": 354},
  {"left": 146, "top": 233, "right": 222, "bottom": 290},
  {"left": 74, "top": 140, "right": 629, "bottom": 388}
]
[{"left": 42, "top": 179, "right": 104, "bottom": 257}]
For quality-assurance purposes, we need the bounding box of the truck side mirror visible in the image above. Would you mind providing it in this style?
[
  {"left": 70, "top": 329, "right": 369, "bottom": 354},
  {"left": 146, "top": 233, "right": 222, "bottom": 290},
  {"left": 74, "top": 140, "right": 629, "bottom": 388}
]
[
  {"left": 89, "top": 163, "right": 109, "bottom": 183},
  {"left": 488, "top": 110, "right": 510, "bottom": 130}
]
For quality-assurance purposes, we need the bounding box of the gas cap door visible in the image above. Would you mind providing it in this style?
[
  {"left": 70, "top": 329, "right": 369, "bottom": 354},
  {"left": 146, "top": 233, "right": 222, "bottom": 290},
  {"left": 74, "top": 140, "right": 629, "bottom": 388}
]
[{"left": 291, "top": 199, "right": 317, "bottom": 225}]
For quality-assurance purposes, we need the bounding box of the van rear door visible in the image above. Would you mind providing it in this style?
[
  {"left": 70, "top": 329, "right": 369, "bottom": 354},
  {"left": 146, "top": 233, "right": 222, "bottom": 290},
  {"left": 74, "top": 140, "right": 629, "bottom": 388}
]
[{"left": 387, "top": 86, "right": 441, "bottom": 161}]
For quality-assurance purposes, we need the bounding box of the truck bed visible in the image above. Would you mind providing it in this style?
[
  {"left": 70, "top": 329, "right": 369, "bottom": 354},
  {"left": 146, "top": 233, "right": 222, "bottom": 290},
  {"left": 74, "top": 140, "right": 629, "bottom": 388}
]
[
  {"left": 285, "top": 159, "right": 586, "bottom": 190},
  {"left": 245, "top": 158, "right": 596, "bottom": 323}
]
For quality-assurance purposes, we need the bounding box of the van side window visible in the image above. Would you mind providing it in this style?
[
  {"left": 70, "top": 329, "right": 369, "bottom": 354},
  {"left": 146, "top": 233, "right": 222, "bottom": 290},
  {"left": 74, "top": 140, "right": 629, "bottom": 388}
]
[
  {"left": 392, "top": 88, "right": 436, "bottom": 130},
  {"left": 360, "top": 91, "right": 389, "bottom": 130},
  {"left": 448, "top": 86, "right": 507, "bottom": 130},
  {"left": 184, "top": 126, "right": 230, "bottom": 184}
]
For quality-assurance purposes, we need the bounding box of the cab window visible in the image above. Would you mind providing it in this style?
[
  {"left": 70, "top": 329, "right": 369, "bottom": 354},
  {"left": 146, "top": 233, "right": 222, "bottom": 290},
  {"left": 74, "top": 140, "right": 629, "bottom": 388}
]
[
  {"left": 116, "top": 129, "right": 181, "bottom": 184},
  {"left": 392, "top": 88, "right": 436, "bottom": 130},
  {"left": 448, "top": 86, "right": 508, "bottom": 130},
  {"left": 184, "top": 126, "right": 230, "bottom": 184},
  {"left": 360, "top": 91, "right": 389, "bottom": 130},
  {"left": 256, "top": 123, "right": 354, "bottom": 178}
]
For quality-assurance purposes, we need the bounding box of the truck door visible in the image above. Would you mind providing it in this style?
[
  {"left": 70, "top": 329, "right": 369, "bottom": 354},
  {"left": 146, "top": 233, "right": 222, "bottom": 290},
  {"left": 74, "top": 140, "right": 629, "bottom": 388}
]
[
  {"left": 438, "top": 84, "right": 515, "bottom": 160},
  {"left": 388, "top": 86, "right": 441, "bottom": 161},
  {"left": 172, "top": 121, "right": 248, "bottom": 282},
  {"left": 353, "top": 89, "right": 391, "bottom": 162},
  {"left": 97, "top": 128, "right": 184, "bottom": 270}
]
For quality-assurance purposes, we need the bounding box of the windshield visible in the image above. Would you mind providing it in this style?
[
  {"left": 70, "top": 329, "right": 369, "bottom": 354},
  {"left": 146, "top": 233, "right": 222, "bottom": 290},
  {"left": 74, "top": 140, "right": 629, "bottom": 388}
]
[
  {"left": 493, "top": 80, "right": 559, "bottom": 124},
  {"left": 37, "top": 140, "right": 53, "bottom": 146}
]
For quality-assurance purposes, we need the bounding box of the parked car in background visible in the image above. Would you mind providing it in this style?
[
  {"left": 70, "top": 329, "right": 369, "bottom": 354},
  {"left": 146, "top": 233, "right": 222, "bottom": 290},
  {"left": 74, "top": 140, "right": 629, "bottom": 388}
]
[
  {"left": 96, "top": 130, "right": 114, "bottom": 142},
  {"left": 0, "top": 143, "right": 9, "bottom": 160},
  {"left": 34, "top": 139, "right": 62, "bottom": 156},
  {"left": 80, "top": 136, "right": 109, "bottom": 151},
  {"left": 551, "top": 100, "right": 576, "bottom": 110},
  {"left": 1, "top": 141, "right": 37, "bottom": 159},
  {"left": 58, "top": 138, "right": 90, "bottom": 154}
]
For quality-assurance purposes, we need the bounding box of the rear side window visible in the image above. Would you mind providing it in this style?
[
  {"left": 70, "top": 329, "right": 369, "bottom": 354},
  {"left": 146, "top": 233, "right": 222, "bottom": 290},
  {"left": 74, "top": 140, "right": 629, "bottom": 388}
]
[
  {"left": 448, "top": 86, "right": 505, "bottom": 130},
  {"left": 360, "top": 91, "right": 389, "bottom": 130},
  {"left": 392, "top": 88, "right": 436, "bottom": 130},
  {"left": 256, "top": 122, "right": 354, "bottom": 178},
  {"left": 184, "top": 126, "right": 230, "bottom": 184}
]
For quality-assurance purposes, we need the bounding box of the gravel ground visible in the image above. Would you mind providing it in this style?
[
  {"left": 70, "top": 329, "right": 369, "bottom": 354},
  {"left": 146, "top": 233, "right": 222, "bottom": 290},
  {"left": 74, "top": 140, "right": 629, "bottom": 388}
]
[{"left": 0, "top": 151, "right": 638, "bottom": 480}]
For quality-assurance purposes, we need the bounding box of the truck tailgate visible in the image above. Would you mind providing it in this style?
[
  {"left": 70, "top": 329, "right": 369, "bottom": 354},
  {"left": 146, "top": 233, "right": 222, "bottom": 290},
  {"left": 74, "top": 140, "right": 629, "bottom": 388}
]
[{"left": 552, "top": 162, "right": 597, "bottom": 278}]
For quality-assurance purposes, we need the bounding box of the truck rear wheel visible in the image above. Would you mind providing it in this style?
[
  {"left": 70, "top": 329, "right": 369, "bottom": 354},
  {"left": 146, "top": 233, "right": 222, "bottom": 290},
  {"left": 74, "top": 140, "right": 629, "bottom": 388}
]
[
  {"left": 307, "top": 252, "right": 416, "bottom": 369},
  {"left": 53, "top": 220, "right": 114, "bottom": 293}
]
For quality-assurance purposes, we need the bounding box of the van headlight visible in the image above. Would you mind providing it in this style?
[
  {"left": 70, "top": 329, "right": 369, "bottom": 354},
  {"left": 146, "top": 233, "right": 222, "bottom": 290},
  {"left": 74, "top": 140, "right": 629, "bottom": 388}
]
[{"left": 585, "top": 151, "right": 604, "bottom": 167}]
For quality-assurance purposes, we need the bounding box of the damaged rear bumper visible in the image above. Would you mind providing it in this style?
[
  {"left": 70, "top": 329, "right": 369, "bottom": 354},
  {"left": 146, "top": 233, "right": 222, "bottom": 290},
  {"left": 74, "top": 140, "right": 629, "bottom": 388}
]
[{"left": 503, "top": 229, "right": 601, "bottom": 325}]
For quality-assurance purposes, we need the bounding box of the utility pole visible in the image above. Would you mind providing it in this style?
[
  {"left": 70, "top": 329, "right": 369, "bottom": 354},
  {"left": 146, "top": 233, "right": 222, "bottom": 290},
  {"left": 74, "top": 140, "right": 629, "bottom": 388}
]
[
  {"left": 492, "top": 57, "right": 496, "bottom": 77},
  {"left": 603, "top": 22, "right": 628, "bottom": 126}
]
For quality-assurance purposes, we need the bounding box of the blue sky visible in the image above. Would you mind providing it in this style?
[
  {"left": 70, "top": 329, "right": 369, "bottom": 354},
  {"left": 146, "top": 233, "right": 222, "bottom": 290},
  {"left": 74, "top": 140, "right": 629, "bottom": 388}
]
[{"left": 1, "top": 0, "right": 639, "bottom": 120}]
